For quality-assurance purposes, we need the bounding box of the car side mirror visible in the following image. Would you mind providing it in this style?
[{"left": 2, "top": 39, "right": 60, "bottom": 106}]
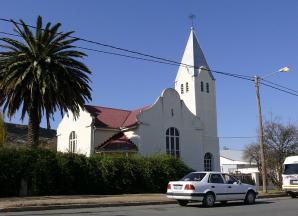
[{"left": 237, "top": 180, "right": 242, "bottom": 184}]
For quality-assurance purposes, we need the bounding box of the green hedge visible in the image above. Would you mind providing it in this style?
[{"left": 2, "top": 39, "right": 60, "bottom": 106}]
[{"left": 0, "top": 148, "right": 191, "bottom": 197}]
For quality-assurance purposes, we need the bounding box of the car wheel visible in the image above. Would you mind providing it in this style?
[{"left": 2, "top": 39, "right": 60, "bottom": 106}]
[
  {"left": 244, "top": 190, "right": 256, "bottom": 204},
  {"left": 203, "top": 192, "right": 215, "bottom": 207},
  {"left": 177, "top": 200, "right": 188, "bottom": 206},
  {"left": 290, "top": 193, "right": 297, "bottom": 198}
]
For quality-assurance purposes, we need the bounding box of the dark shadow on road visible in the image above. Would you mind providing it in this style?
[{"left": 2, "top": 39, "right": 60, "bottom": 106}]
[{"left": 186, "top": 200, "right": 274, "bottom": 208}]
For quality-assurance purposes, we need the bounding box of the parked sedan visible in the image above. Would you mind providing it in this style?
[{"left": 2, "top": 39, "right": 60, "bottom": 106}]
[{"left": 166, "top": 171, "right": 257, "bottom": 207}]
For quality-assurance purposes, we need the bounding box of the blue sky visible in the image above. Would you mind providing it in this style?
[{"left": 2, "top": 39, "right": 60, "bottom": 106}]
[{"left": 1, "top": 0, "right": 298, "bottom": 150}]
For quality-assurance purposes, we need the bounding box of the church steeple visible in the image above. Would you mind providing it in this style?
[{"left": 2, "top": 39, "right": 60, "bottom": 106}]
[
  {"left": 174, "top": 27, "right": 218, "bottom": 138},
  {"left": 175, "top": 28, "right": 214, "bottom": 82}
]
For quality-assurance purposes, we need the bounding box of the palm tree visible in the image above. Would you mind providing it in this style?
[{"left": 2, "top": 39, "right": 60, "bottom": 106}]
[
  {"left": 0, "top": 16, "right": 92, "bottom": 148},
  {"left": 0, "top": 111, "right": 6, "bottom": 146}
]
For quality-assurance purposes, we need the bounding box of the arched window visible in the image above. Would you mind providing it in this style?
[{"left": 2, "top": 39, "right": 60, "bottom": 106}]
[
  {"left": 204, "top": 153, "right": 213, "bottom": 171},
  {"left": 69, "top": 131, "right": 77, "bottom": 153},
  {"left": 206, "top": 83, "right": 210, "bottom": 93},
  {"left": 201, "top": 81, "right": 204, "bottom": 92},
  {"left": 186, "top": 82, "right": 189, "bottom": 92},
  {"left": 181, "top": 84, "right": 184, "bottom": 94},
  {"left": 166, "top": 127, "right": 180, "bottom": 158}
]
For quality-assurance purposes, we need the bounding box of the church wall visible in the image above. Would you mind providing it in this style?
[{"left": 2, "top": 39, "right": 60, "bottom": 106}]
[
  {"left": 195, "top": 69, "right": 218, "bottom": 138},
  {"left": 176, "top": 68, "right": 220, "bottom": 171},
  {"left": 123, "top": 129, "right": 141, "bottom": 147},
  {"left": 136, "top": 88, "right": 207, "bottom": 171},
  {"left": 202, "top": 136, "right": 220, "bottom": 171},
  {"left": 57, "top": 109, "right": 93, "bottom": 156},
  {"left": 175, "top": 75, "right": 196, "bottom": 115}
]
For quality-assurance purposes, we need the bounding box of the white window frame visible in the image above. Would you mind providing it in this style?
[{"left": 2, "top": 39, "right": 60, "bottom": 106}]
[
  {"left": 166, "top": 127, "right": 180, "bottom": 158},
  {"left": 69, "top": 131, "right": 77, "bottom": 153},
  {"left": 204, "top": 152, "right": 213, "bottom": 171}
]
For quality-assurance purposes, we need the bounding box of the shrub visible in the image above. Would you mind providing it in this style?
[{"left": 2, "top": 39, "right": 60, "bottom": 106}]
[{"left": 0, "top": 148, "right": 191, "bottom": 197}]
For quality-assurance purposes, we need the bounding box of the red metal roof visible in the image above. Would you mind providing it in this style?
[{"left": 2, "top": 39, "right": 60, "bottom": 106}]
[{"left": 84, "top": 105, "right": 150, "bottom": 129}]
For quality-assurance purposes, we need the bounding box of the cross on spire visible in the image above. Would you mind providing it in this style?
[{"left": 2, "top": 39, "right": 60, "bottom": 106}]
[{"left": 189, "top": 14, "right": 196, "bottom": 29}]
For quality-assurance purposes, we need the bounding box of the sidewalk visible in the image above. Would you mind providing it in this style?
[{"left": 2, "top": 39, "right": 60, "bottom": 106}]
[{"left": 0, "top": 192, "right": 288, "bottom": 212}]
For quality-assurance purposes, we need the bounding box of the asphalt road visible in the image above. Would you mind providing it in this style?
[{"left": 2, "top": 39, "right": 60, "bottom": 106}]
[{"left": 1, "top": 197, "right": 297, "bottom": 216}]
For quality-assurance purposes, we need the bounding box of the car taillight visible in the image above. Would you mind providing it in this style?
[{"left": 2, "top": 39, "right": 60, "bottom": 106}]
[
  {"left": 184, "top": 184, "right": 195, "bottom": 190},
  {"left": 167, "top": 184, "right": 171, "bottom": 190}
]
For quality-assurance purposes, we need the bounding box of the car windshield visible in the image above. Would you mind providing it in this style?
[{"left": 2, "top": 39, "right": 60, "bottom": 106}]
[
  {"left": 180, "top": 172, "right": 206, "bottom": 181},
  {"left": 284, "top": 164, "right": 298, "bottom": 174}
]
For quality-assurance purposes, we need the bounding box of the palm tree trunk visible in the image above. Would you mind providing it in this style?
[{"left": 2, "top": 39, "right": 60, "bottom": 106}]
[{"left": 28, "top": 106, "right": 40, "bottom": 148}]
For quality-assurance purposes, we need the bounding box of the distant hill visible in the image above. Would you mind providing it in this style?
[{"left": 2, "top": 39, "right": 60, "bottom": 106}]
[{"left": 5, "top": 123, "right": 57, "bottom": 150}]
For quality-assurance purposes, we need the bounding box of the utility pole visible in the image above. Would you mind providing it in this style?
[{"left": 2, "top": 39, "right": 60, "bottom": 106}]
[{"left": 254, "top": 75, "right": 267, "bottom": 193}]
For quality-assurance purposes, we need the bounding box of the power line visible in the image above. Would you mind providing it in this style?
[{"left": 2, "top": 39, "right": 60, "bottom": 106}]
[
  {"left": 260, "top": 82, "right": 298, "bottom": 97},
  {"left": 261, "top": 78, "right": 298, "bottom": 94},
  {"left": 0, "top": 30, "right": 253, "bottom": 82},
  {"left": 1, "top": 25, "right": 297, "bottom": 98},
  {"left": 0, "top": 18, "right": 192, "bottom": 67},
  {"left": 1, "top": 20, "right": 297, "bottom": 140},
  {"left": 218, "top": 136, "right": 257, "bottom": 139},
  {"left": 76, "top": 46, "right": 181, "bottom": 67},
  {"left": 0, "top": 18, "right": 253, "bottom": 81},
  {"left": 0, "top": 31, "right": 183, "bottom": 66}
]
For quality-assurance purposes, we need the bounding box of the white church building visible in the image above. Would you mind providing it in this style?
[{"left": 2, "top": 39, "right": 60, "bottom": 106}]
[{"left": 57, "top": 28, "right": 220, "bottom": 171}]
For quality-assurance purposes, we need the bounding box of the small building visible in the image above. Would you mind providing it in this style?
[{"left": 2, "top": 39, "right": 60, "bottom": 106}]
[
  {"left": 220, "top": 149, "right": 260, "bottom": 185},
  {"left": 220, "top": 149, "right": 257, "bottom": 173},
  {"left": 57, "top": 28, "right": 220, "bottom": 171}
]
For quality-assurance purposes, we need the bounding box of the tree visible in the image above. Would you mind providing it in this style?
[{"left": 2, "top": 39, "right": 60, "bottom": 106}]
[
  {"left": 0, "top": 112, "right": 6, "bottom": 146},
  {"left": 264, "top": 120, "right": 298, "bottom": 188},
  {"left": 0, "top": 16, "right": 92, "bottom": 148},
  {"left": 243, "top": 142, "right": 261, "bottom": 171},
  {"left": 244, "top": 118, "right": 298, "bottom": 189}
]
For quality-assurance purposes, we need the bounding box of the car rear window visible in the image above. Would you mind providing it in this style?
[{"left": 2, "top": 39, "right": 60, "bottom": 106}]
[{"left": 180, "top": 173, "right": 206, "bottom": 181}]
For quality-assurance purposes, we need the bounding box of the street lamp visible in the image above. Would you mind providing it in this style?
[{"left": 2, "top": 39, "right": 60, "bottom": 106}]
[{"left": 254, "top": 66, "right": 289, "bottom": 193}]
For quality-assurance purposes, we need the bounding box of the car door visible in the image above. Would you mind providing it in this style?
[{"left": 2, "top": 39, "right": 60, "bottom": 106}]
[
  {"left": 208, "top": 173, "right": 226, "bottom": 201},
  {"left": 222, "top": 174, "right": 245, "bottom": 200}
]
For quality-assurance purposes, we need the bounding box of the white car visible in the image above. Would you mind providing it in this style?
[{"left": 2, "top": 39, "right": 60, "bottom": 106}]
[{"left": 167, "top": 171, "right": 258, "bottom": 207}]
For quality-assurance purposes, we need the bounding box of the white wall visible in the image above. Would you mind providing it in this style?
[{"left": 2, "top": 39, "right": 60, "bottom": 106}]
[
  {"left": 175, "top": 67, "right": 220, "bottom": 171},
  {"left": 220, "top": 157, "right": 257, "bottom": 173},
  {"left": 57, "top": 109, "right": 93, "bottom": 156},
  {"left": 133, "top": 88, "right": 219, "bottom": 171}
]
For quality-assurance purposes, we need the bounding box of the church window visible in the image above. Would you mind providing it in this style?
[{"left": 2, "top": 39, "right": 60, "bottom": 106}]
[
  {"left": 166, "top": 127, "right": 180, "bottom": 158},
  {"left": 186, "top": 82, "right": 189, "bottom": 92},
  {"left": 206, "top": 83, "right": 210, "bottom": 93},
  {"left": 69, "top": 131, "right": 77, "bottom": 153},
  {"left": 204, "top": 153, "right": 213, "bottom": 171},
  {"left": 181, "top": 84, "right": 184, "bottom": 94},
  {"left": 171, "top": 108, "right": 174, "bottom": 117},
  {"left": 201, "top": 81, "right": 204, "bottom": 92}
]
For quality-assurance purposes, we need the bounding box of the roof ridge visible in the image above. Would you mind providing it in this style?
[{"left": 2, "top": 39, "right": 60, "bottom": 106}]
[
  {"left": 84, "top": 104, "right": 131, "bottom": 112},
  {"left": 122, "top": 105, "right": 151, "bottom": 127}
]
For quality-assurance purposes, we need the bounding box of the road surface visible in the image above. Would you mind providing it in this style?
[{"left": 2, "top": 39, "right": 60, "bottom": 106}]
[{"left": 2, "top": 197, "right": 296, "bottom": 216}]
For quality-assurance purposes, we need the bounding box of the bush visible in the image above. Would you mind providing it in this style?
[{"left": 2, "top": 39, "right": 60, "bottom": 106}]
[{"left": 0, "top": 148, "right": 191, "bottom": 197}]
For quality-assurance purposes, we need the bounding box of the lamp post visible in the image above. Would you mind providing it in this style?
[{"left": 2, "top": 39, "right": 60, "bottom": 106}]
[{"left": 254, "top": 66, "right": 289, "bottom": 193}]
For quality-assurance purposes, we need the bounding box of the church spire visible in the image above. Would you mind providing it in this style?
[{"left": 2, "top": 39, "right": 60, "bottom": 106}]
[{"left": 175, "top": 27, "right": 214, "bottom": 81}]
